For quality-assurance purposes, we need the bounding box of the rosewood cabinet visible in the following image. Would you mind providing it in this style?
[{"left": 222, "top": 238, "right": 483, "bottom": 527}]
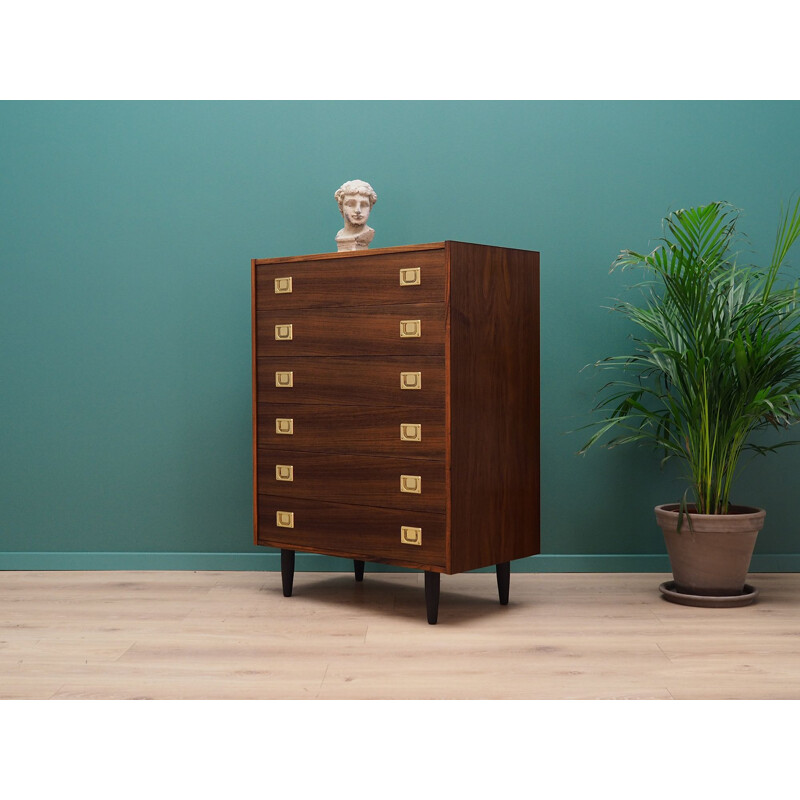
[{"left": 251, "top": 241, "right": 540, "bottom": 623}]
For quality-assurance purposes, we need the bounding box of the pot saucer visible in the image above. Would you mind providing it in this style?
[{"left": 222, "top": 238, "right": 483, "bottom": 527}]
[{"left": 658, "top": 581, "right": 758, "bottom": 608}]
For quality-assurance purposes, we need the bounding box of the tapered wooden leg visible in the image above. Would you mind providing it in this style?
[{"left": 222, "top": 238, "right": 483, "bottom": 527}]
[
  {"left": 281, "top": 549, "right": 295, "bottom": 597},
  {"left": 496, "top": 561, "right": 510, "bottom": 605},
  {"left": 425, "top": 571, "right": 441, "bottom": 625},
  {"left": 354, "top": 560, "right": 365, "bottom": 582}
]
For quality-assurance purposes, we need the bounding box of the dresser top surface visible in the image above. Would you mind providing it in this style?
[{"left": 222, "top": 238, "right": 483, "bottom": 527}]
[
  {"left": 253, "top": 242, "right": 446, "bottom": 266},
  {"left": 252, "top": 240, "right": 541, "bottom": 267}
]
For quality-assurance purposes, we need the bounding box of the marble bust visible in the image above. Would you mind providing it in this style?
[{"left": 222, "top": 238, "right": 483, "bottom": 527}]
[{"left": 334, "top": 179, "right": 377, "bottom": 251}]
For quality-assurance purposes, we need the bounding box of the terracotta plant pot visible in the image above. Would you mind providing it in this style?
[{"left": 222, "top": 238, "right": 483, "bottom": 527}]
[{"left": 654, "top": 503, "right": 766, "bottom": 597}]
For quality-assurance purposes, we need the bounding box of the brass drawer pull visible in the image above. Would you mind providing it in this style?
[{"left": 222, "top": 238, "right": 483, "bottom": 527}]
[
  {"left": 399, "top": 267, "right": 420, "bottom": 286},
  {"left": 274, "top": 277, "right": 293, "bottom": 294},
  {"left": 276, "top": 418, "right": 294, "bottom": 435},
  {"left": 276, "top": 464, "right": 294, "bottom": 482},
  {"left": 400, "top": 475, "right": 421, "bottom": 494},
  {"left": 275, "top": 371, "right": 294, "bottom": 387},
  {"left": 400, "top": 423, "right": 421, "bottom": 441},
  {"left": 401, "top": 526, "right": 422, "bottom": 546},
  {"left": 400, "top": 319, "right": 421, "bottom": 338},
  {"left": 400, "top": 371, "right": 421, "bottom": 390},
  {"left": 276, "top": 511, "right": 294, "bottom": 528},
  {"left": 275, "top": 324, "right": 293, "bottom": 341}
]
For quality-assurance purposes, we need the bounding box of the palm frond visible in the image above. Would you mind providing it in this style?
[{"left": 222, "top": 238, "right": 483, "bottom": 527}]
[{"left": 581, "top": 199, "right": 800, "bottom": 513}]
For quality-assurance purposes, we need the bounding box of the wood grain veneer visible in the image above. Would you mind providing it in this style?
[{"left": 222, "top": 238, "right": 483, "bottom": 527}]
[
  {"left": 255, "top": 303, "right": 445, "bottom": 356},
  {"left": 256, "top": 402, "right": 446, "bottom": 460},
  {"left": 447, "top": 241, "right": 540, "bottom": 573},
  {"left": 257, "top": 448, "right": 446, "bottom": 512},
  {"left": 256, "top": 355, "right": 446, "bottom": 408},
  {"left": 253, "top": 246, "right": 446, "bottom": 309},
  {"left": 256, "top": 495, "right": 447, "bottom": 570}
]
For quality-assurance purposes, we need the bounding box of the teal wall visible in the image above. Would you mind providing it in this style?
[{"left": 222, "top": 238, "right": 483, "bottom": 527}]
[{"left": 2, "top": 100, "right": 800, "bottom": 572}]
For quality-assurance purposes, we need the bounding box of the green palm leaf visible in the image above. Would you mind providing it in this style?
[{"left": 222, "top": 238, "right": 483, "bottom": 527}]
[{"left": 581, "top": 199, "right": 800, "bottom": 513}]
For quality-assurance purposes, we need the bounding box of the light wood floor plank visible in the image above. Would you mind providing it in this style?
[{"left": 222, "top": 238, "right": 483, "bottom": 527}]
[{"left": 3, "top": 570, "right": 800, "bottom": 699}]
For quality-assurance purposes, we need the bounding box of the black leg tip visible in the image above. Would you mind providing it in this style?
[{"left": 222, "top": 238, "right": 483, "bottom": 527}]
[
  {"left": 281, "top": 549, "right": 295, "bottom": 598},
  {"left": 425, "top": 571, "right": 441, "bottom": 625},
  {"left": 496, "top": 561, "right": 510, "bottom": 606}
]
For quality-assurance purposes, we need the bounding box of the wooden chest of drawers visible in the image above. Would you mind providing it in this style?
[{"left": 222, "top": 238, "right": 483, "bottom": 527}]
[{"left": 251, "top": 241, "right": 540, "bottom": 623}]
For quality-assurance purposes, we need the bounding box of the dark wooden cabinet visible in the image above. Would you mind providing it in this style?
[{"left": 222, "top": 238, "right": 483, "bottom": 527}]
[{"left": 251, "top": 241, "right": 540, "bottom": 623}]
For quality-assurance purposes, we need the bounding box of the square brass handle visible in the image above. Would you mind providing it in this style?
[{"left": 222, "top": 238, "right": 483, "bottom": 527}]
[
  {"left": 399, "top": 267, "right": 420, "bottom": 286},
  {"left": 400, "top": 319, "right": 421, "bottom": 338},
  {"left": 400, "top": 424, "right": 421, "bottom": 441},
  {"left": 275, "top": 371, "right": 294, "bottom": 388},
  {"left": 276, "top": 511, "right": 294, "bottom": 528},
  {"left": 276, "top": 465, "right": 294, "bottom": 482},
  {"left": 400, "top": 475, "right": 421, "bottom": 494},
  {"left": 401, "top": 526, "right": 422, "bottom": 546},
  {"left": 276, "top": 418, "right": 294, "bottom": 435},
  {"left": 400, "top": 371, "right": 421, "bottom": 390},
  {"left": 274, "top": 277, "right": 293, "bottom": 294},
  {"left": 275, "top": 324, "right": 293, "bottom": 341}
]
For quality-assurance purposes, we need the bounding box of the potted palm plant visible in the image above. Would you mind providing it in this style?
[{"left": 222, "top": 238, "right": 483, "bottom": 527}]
[{"left": 581, "top": 199, "right": 800, "bottom": 606}]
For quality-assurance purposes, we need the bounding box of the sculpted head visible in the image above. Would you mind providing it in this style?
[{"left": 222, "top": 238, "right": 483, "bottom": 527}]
[
  {"left": 335, "top": 180, "right": 377, "bottom": 228},
  {"left": 334, "top": 179, "right": 378, "bottom": 251}
]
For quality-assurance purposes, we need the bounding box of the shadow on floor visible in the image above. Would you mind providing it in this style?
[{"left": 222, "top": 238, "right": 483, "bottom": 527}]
[{"left": 259, "top": 572, "right": 510, "bottom": 625}]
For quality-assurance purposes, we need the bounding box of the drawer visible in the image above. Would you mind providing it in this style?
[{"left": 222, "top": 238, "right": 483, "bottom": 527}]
[
  {"left": 254, "top": 248, "right": 445, "bottom": 309},
  {"left": 258, "top": 449, "right": 446, "bottom": 513},
  {"left": 256, "top": 303, "right": 445, "bottom": 356},
  {"left": 256, "top": 403, "right": 445, "bottom": 460},
  {"left": 256, "top": 495, "right": 447, "bottom": 569},
  {"left": 257, "top": 356, "right": 445, "bottom": 408}
]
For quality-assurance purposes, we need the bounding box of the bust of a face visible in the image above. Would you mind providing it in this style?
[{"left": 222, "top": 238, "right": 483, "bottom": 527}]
[
  {"left": 341, "top": 192, "right": 372, "bottom": 229},
  {"left": 335, "top": 179, "right": 377, "bottom": 252}
]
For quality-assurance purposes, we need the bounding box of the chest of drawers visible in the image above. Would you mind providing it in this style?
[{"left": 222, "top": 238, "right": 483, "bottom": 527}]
[{"left": 251, "top": 241, "right": 540, "bottom": 623}]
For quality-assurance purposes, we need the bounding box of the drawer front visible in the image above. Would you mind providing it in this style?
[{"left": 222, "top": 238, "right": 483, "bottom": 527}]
[
  {"left": 258, "top": 449, "right": 445, "bottom": 513},
  {"left": 256, "top": 403, "right": 445, "bottom": 460},
  {"left": 257, "top": 356, "right": 445, "bottom": 408},
  {"left": 256, "top": 303, "right": 445, "bottom": 356},
  {"left": 255, "top": 248, "right": 445, "bottom": 310},
  {"left": 256, "top": 495, "right": 446, "bottom": 569}
]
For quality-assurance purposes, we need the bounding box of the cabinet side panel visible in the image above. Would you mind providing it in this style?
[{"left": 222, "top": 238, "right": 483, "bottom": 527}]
[{"left": 448, "top": 243, "right": 540, "bottom": 572}]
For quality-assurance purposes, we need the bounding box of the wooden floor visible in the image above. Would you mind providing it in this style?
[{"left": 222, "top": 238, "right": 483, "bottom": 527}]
[{"left": 2, "top": 570, "right": 800, "bottom": 699}]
